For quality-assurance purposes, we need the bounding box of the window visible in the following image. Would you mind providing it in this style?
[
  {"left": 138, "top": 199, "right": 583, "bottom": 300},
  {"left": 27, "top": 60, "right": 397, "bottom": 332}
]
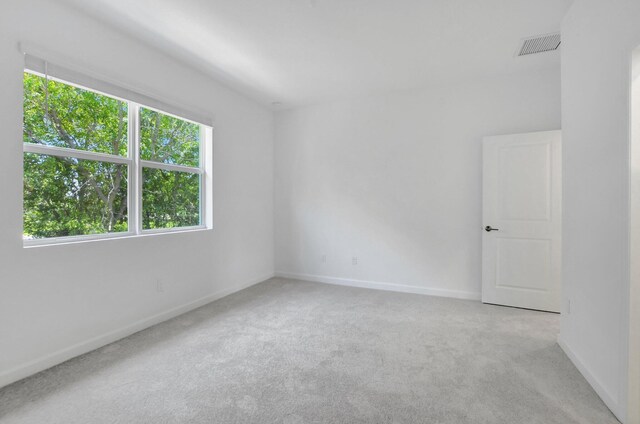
[{"left": 22, "top": 71, "right": 211, "bottom": 245}]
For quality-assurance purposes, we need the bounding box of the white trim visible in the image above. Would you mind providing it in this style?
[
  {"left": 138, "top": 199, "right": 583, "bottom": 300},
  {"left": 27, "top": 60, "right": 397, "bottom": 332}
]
[
  {"left": 199, "top": 125, "right": 205, "bottom": 227},
  {"left": 628, "top": 45, "right": 640, "bottom": 424},
  {"left": 275, "top": 271, "right": 481, "bottom": 301},
  {"left": 558, "top": 336, "right": 622, "bottom": 421},
  {"left": 129, "top": 103, "right": 141, "bottom": 235},
  {"left": 0, "top": 273, "right": 275, "bottom": 389},
  {"left": 140, "top": 160, "right": 202, "bottom": 174},
  {"left": 24, "top": 68, "right": 130, "bottom": 105},
  {"left": 137, "top": 103, "right": 208, "bottom": 128},
  {"left": 23, "top": 143, "right": 131, "bottom": 165},
  {"left": 203, "top": 127, "right": 214, "bottom": 229},
  {"left": 141, "top": 225, "right": 206, "bottom": 235},
  {"left": 22, "top": 46, "right": 213, "bottom": 127},
  {"left": 24, "top": 227, "right": 210, "bottom": 248},
  {"left": 23, "top": 231, "right": 134, "bottom": 247}
]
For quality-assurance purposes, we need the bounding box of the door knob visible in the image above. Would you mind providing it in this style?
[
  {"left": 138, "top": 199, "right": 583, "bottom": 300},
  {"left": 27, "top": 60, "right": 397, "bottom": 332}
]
[{"left": 485, "top": 226, "right": 499, "bottom": 232}]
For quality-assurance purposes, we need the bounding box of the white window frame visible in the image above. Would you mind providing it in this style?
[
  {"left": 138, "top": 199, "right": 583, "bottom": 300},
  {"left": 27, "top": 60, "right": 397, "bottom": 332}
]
[{"left": 22, "top": 70, "right": 213, "bottom": 247}]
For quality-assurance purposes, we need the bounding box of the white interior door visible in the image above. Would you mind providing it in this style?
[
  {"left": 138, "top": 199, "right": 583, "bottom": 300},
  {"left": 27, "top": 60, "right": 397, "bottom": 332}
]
[{"left": 482, "top": 130, "right": 561, "bottom": 312}]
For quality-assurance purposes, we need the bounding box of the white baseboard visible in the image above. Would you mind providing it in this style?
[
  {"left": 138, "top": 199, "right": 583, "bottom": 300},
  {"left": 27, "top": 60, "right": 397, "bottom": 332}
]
[
  {"left": 0, "top": 272, "right": 274, "bottom": 389},
  {"left": 275, "top": 271, "right": 481, "bottom": 301},
  {"left": 557, "top": 336, "right": 623, "bottom": 422}
]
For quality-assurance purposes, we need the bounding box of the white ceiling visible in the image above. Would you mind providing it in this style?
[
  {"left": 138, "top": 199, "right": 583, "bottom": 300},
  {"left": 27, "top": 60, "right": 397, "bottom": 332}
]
[{"left": 63, "top": 0, "right": 573, "bottom": 108}]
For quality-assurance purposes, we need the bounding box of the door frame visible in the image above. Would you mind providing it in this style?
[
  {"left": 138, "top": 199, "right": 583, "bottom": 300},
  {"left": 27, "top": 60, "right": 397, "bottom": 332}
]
[
  {"left": 481, "top": 131, "right": 562, "bottom": 313},
  {"left": 627, "top": 44, "right": 640, "bottom": 424}
]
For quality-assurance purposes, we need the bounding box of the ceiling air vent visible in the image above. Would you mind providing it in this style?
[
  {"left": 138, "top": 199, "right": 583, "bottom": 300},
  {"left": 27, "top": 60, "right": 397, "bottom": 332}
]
[{"left": 517, "top": 32, "right": 561, "bottom": 56}]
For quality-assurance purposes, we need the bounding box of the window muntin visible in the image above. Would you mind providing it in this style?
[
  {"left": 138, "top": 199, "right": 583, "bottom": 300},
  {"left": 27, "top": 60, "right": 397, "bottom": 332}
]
[{"left": 22, "top": 71, "right": 209, "bottom": 244}]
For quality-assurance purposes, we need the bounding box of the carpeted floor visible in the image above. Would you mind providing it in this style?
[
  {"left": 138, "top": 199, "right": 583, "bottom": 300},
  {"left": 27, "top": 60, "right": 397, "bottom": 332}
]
[{"left": 0, "top": 278, "right": 620, "bottom": 424}]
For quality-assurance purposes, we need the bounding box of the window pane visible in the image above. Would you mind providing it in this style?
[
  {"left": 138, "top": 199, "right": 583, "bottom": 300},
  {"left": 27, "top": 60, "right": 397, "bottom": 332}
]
[
  {"left": 142, "top": 168, "right": 200, "bottom": 230},
  {"left": 23, "top": 153, "right": 128, "bottom": 239},
  {"left": 139, "top": 108, "right": 199, "bottom": 167},
  {"left": 23, "top": 73, "right": 128, "bottom": 156}
]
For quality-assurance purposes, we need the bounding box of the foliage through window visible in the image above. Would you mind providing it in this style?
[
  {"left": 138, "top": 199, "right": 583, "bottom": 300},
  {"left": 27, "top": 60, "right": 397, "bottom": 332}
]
[{"left": 23, "top": 71, "right": 207, "bottom": 242}]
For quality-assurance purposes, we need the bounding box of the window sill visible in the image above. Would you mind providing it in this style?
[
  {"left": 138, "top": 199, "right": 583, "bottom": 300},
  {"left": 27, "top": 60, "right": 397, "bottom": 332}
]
[{"left": 23, "top": 226, "right": 210, "bottom": 248}]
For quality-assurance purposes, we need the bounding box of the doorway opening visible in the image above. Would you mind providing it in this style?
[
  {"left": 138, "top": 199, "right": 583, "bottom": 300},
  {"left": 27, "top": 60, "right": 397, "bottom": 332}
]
[{"left": 628, "top": 44, "right": 640, "bottom": 424}]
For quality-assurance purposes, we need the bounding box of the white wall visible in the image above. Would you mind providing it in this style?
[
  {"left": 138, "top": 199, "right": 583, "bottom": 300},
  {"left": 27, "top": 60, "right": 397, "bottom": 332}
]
[
  {"left": 0, "top": 0, "right": 274, "bottom": 387},
  {"left": 559, "top": 0, "right": 640, "bottom": 422},
  {"left": 274, "top": 69, "right": 561, "bottom": 299}
]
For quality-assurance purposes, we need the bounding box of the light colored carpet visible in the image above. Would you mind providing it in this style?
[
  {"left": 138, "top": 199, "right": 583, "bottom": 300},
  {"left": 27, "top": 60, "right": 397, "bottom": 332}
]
[{"left": 0, "top": 278, "right": 620, "bottom": 424}]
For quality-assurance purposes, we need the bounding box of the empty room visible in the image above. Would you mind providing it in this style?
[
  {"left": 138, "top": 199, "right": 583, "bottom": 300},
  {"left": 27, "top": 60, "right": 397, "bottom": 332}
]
[{"left": 1, "top": 0, "right": 639, "bottom": 423}]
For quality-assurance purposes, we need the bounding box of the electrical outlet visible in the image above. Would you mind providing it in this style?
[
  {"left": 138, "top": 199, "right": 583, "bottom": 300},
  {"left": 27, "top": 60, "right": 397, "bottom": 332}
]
[
  {"left": 352, "top": 256, "right": 358, "bottom": 266},
  {"left": 156, "top": 279, "right": 165, "bottom": 293}
]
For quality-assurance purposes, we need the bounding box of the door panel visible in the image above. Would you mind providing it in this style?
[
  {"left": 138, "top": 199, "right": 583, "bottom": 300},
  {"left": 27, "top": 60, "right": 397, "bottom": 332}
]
[
  {"left": 498, "top": 143, "right": 550, "bottom": 221},
  {"left": 496, "top": 238, "right": 551, "bottom": 292},
  {"left": 482, "top": 130, "right": 561, "bottom": 312}
]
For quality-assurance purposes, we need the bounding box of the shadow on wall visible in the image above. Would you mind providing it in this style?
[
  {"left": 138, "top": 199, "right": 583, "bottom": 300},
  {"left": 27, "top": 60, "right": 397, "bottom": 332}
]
[
  {"left": 283, "top": 135, "right": 481, "bottom": 292},
  {"left": 276, "top": 74, "right": 560, "bottom": 297}
]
